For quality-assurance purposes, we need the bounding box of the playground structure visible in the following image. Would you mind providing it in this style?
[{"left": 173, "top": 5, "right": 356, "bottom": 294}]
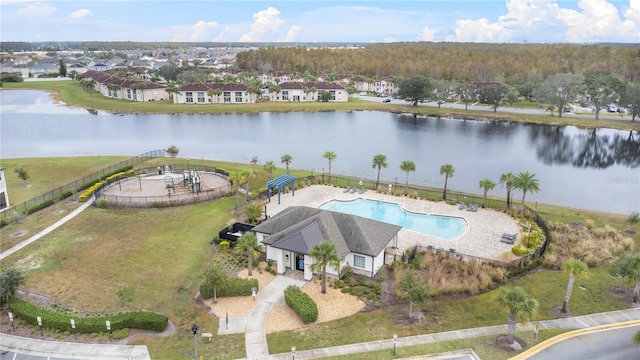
[{"left": 98, "top": 166, "right": 231, "bottom": 208}]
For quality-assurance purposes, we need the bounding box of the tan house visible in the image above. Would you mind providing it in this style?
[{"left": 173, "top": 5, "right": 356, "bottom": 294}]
[
  {"left": 276, "top": 81, "right": 348, "bottom": 102},
  {"left": 84, "top": 70, "right": 168, "bottom": 102},
  {"left": 173, "top": 82, "right": 251, "bottom": 104}
]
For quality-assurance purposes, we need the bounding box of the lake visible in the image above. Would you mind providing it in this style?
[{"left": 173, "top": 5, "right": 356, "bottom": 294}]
[{"left": 1, "top": 90, "right": 638, "bottom": 215}]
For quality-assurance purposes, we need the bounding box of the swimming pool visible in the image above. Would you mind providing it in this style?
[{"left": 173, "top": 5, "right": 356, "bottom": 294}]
[{"left": 319, "top": 198, "right": 468, "bottom": 240}]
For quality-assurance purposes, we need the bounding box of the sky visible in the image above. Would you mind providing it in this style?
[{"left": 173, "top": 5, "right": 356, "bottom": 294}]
[{"left": 0, "top": 0, "right": 638, "bottom": 43}]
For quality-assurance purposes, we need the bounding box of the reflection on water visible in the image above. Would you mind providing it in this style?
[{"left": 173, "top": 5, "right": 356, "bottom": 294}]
[{"left": 0, "top": 90, "right": 638, "bottom": 214}]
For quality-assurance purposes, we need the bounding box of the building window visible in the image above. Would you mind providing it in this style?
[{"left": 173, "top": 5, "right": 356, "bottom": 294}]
[
  {"left": 235, "top": 91, "right": 242, "bottom": 103},
  {"left": 223, "top": 91, "right": 231, "bottom": 103},
  {"left": 282, "top": 90, "right": 289, "bottom": 101},
  {"left": 197, "top": 92, "right": 205, "bottom": 103},
  {"left": 353, "top": 255, "right": 365, "bottom": 268},
  {"left": 126, "top": 89, "right": 132, "bottom": 99},
  {"left": 330, "top": 90, "right": 336, "bottom": 100},
  {"left": 186, "top": 92, "right": 193, "bottom": 103}
]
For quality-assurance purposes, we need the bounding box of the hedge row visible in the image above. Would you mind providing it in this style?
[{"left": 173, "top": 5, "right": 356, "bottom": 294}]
[
  {"left": 200, "top": 278, "right": 258, "bottom": 299},
  {"left": 79, "top": 181, "right": 104, "bottom": 202},
  {"left": 9, "top": 298, "right": 168, "bottom": 333},
  {"left": 26, "top": 199, "right": 54, "bottom": 215},
  {"left": 284, "top": 285, "right": 318, "bottom": 324},
  {"left": 76, "top": 165, "right": 134, "bottom": 192}
]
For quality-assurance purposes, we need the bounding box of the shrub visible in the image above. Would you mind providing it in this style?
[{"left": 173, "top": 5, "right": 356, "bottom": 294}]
[
  {"left": 26, "top": 200, "right": 54, "bottom": 215},
  {"left": 79, "top": 182, "right": 104, "bottom": 202},
  {"left": 511, "top": 245, "right": 530, "bottom": 256},
  {"left": 59, "top": 191, "right": 73, "bottom": 200},
  {"left": 371, "top": 282, "right": 382, "bottom": 295},
  {"left": 216, "top": 278, "right": 258, "bottom": 297},
  {"left": 96, "top": 199, "right": 108, "bottom": 208},
  {"left": 5, "top": 210, "right": 25, "bottom": 225},
  {"left": 284, "top": 285, "right": 318, "bottom": 324},
  {"left": 8, "top": 298, "right": 168, "bottom": 333},
  {"left": 333, "top": 280, "right": 345, "bottom": 289},
  {"left": 219, "top": 241, "right": 230, "bottom": 252},
  {"left": 628, "top": 211, "right": 640, "bottom": 224}
]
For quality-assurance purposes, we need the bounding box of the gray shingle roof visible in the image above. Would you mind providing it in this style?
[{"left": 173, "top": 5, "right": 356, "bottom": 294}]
[{"left": 253, "top": 206, "right": 400, "bottom": 257}]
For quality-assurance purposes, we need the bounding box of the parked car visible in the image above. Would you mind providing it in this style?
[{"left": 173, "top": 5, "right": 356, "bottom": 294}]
[{"left": 382, "top": 98, "right": 391, "bottom": 103}]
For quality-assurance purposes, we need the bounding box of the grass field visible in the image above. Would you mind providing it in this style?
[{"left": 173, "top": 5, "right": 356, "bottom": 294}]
[
  {"left": 1, "top": 156, "right": 130, "bottom": 205},
  {"left": 0, "top": 156, "right": 637, "bottom": 359},
  {"left": 3, "top": 81, "right": 639, "bottom": 132}
]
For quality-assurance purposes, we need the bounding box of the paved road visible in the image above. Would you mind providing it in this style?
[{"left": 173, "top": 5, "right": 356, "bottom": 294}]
[
  {"left": 527, "top": 324, "right": 640, "bottom": 360},
  {"left": 358, "top": 95, "right": 635, "bottom": 122}
]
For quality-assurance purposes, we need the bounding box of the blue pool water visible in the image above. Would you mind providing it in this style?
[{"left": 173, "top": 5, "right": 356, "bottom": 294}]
[{"left": 319, "top": 198, "right": 468, "bottom": 240}]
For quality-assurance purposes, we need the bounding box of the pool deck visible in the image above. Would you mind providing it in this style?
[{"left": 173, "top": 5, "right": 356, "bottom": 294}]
[{"left": 265, "top": 185, "right": 521, "bottom": 261}]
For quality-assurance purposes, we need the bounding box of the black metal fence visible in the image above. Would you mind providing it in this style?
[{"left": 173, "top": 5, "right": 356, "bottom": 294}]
[
  {"left": 96, "top": 166, "right": 231, "bottom": 208},
  {"left": 1, "top": 150, "right": 165, "bottom": 222},
  {"left": 399, "top": 204, "right": 551, "bottom": 271}
]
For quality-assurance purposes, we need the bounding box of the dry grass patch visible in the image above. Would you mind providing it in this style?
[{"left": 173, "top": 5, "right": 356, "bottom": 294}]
[
  {"left": 405, "top": 250, "right": 508, "bottom": 296},
  {"left": 543, "top": 221, "right": 634, "bottom": 268}
]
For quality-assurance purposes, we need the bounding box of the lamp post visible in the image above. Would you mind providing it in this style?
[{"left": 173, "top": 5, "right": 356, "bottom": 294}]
[
  {"left": 192, "top": 323, "right": 199, "bottom": 360},
  {"left": 187, "top": 158, "right": 190, "bottom": 172},
  {"left": 322, "top": 168, "right": 325, "bottom": 184},
  {"left": 8, "top": 312, "right": 14, "bottom": 332},
  {"left": 394, "top": 177, "right": 397, "bottom": 188},
  {"left": 292, "top": 346, "right": 296, "bottom": 360}
]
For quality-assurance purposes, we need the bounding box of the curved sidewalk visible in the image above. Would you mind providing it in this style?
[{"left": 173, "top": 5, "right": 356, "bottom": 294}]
[
  {"left": 257, "top": 308, "right": 640, "bottom": 360},
  {"left": 0, "top": 200, "right": 93, "bottom": 260}
]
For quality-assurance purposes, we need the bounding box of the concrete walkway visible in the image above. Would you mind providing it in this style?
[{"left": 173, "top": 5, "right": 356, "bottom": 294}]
[
  {"left": 244, "top": 275, "right": 306, "bottom": 359},
  {"left": 0, "top": 333, "right": 151, "bottom": 360},
  {"left": 0, "top": 199, "right": 93, "bottom": 260},
  {"left": 255, "top": 308, "right": 640, "bottom": 360}
]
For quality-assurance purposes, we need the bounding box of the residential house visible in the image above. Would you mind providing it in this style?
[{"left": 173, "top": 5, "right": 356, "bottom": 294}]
[
  {"left": 173, "top": 82, "right": 250, "bottom": 104},
  {"left": 83, "top": 70, "right": 168, "bottom": 102},
  {"left": 373, "top": 77, "right": 397, "bottom": 95},
  {"left": 275, "top": 81, "right": 348, "bottom": 102},
  {"left": 27, "top": 62, "right": 58, "bottom": 78},
  {"left": 0, "top": 167, "right": 9, "bottom": 210},
  {"left": 252, "top": 206, "right": 401, "bottom": 280}
]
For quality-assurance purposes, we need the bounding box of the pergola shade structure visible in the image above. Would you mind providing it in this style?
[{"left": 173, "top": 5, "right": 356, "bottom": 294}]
[{"left": 266, "top": 175, "right": 296, "bottom": 204}]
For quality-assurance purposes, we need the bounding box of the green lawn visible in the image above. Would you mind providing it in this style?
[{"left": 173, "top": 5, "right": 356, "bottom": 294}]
[
  {"left": 0, "top": 156, "right": 637, "bottom": 359},
  {"left": 1, "top": 156, "right": 129, "bottom": 205},
  {"left": 3, "top": 81, "right": 638, "bottom": 132}
]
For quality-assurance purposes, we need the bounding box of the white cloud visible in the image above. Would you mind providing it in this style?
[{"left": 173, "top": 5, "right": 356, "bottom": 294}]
[
  {"left": 420, "top": 26, "right": 436, "bottom": 41},
  {"left": 283, "top": 25, "right": 302, "bottom": 42},
  {"left": 558, "top": 0, "right": 639, "bottom": 42},
  {"left": 239, "top": 7, "right": 284, "bottom": 42},
  {"left": 450, "top": 0, "right": 639, "bottom": 43},
  {"left": 16, "top": 2, "right": 55, "bottom": 17},
  {"left": 69, "top": 9, "right": 92, "bottom": 20},
  {"left": 171, "top": 20, "right": 220, "bottom": 42}
]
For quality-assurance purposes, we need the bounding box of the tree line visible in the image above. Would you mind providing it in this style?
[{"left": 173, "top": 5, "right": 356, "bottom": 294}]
[{"left": 236, "top": 42, "right": 640, "bottom": 83}]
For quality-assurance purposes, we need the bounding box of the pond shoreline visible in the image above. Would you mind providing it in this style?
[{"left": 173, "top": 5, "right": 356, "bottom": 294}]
[{"left": 2, "top": 84, "right": 638, "bottom": 132}]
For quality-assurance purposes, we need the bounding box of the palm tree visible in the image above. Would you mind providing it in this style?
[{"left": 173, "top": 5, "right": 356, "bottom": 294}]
[
  {"left": 613, "top": 252, "right": 640, "bottom": 303},
  {"left": 228, "top": 172, "right": 242, "bottom": 210},
  {"left": 309, "top": 241, "right": 341, "bottom": 294},
  {"left": 207, "top": 89, "right": 216, "bottom": 104},
  {"left": 165, "top": 83, "right": 181, "bottom": 103},
  {"left": 263, "top": 161, "right": 276, "bottom": 180},
  {"left": 237, "top": 232, "right": 263, "bottom": 277},
  {"left": 562, "top": 259, "right": 588, "bottom": 313},
  {"left": 280, "top": 154, "right": 293, "bottom": 174},
  {"left": 400, "top": 160, "right": 416, "bottom": 195},
  {"left": 478, "top": 178, "right": 496, "bottom": 208},
  {"left": 499, "top": 172, "right": 516, "bottom": 209},
  {"left": 513, "top": 171, "right": 540, "bottom": 213},
  {"left": 495, "top": 287, "right": 538, "bottom": 345},
  {"left": 323, "top": 151, "right": 337, "bottom": 183},
  {"left": 372, "top": 154, "right": 388, "bottom": 190},
  {"left": 439, "top": 163, "right": 455, "bottom": 200},
  {"left": 213, "top": 88, "right": 222, "bottom": 103},
  {"left": 242, "top": 170, "right": 255, "bottom": 201}
]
